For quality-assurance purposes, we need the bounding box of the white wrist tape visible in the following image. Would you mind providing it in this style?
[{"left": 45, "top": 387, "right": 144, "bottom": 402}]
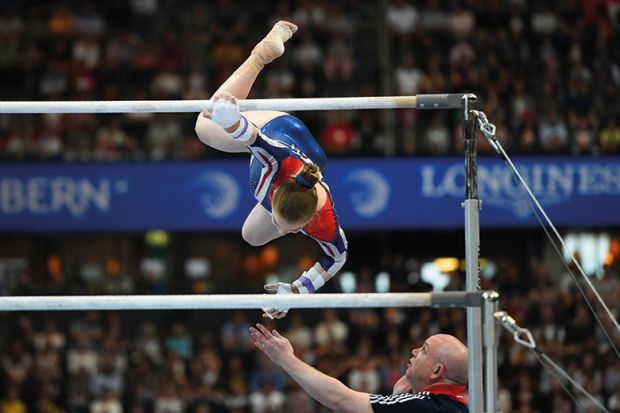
[
  {"left": 293, "top": 268, "right": 325, "bottom": 294},
  {"left": 228, "top": 115, "right": 254, "bottom": 142}
]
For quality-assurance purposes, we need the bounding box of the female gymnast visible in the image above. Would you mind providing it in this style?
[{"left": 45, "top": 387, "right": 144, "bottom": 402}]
[{"left": 195, "top": 21, "right": 347, "bottom": 319}]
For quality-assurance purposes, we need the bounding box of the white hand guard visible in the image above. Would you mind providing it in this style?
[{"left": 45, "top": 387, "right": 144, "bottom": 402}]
[
  {"left": 262, "top": 282, "right": 295, "bottom": 318},
  {"left": 211, "top": 99, "right": 241, "bottom": 129}
]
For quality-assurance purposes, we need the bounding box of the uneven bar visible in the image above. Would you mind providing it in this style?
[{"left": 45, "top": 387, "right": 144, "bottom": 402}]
[
  {"left": 0, "top": 96, "right": 421, "bottom": 114},
  {"left": 0, "top": 292, "right": 484, "bottom": 311}
]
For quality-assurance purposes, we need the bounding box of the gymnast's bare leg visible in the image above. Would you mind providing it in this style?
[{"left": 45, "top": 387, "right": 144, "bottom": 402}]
[{"left": 194, "top": 21, "right": 297, "bottom": 153}]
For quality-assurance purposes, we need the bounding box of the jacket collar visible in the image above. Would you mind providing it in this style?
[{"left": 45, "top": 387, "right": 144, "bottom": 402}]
[{"left": 421, "top": 383, "right": 468, "bottom": 405}]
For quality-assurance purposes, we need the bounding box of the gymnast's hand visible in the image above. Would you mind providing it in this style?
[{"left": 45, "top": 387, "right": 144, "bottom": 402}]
[
  {"left": 206, "top": 91, "right": 241, "bottom": 131},
  {"left": 262, "top": 282, "right": 299, "bottom": 319},
  {"left": 250, "top": 323, "right": 294, "bottom": 366}
]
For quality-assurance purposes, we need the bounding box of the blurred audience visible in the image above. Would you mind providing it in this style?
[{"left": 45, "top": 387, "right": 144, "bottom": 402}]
[
  {"left": 0, "top": 239, "right": 617, "bottom": 411},
  {"left": 1, "top": 0, "right": 618, "bottom": 160}
]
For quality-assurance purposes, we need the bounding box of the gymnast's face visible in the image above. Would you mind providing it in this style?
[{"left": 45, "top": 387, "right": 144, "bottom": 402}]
[{"left": 271, "top": 211, "right": 306, "bottom": 235}]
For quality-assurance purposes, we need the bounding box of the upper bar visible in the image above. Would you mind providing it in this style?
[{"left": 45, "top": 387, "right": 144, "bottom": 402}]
[
  {"left": 0, "top": 292, "right": 484, "bottom": 311},
  {"left": 0, "top": 97, "right": 416, "bottom": 113},
  {"left": 0, "top": 94, "right": 465, "bottom": 114}
]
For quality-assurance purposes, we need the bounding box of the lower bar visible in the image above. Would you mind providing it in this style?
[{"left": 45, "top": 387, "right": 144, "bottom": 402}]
[{"left": 0, "top": 292, "right": 485, "bottom": 312}]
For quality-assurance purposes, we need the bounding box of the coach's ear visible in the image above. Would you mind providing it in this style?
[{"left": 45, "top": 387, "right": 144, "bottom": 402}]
[{"left": 431, "top": 363, "right": 445, "bottom": 380}]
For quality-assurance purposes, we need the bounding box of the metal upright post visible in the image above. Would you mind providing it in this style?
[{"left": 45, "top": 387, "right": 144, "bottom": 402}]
[
  {"left": 462, "top": 93, "right": 484, "bottom": 413},
  {"left": 483, "top": 291, "right": 499, "bottom": 413}
]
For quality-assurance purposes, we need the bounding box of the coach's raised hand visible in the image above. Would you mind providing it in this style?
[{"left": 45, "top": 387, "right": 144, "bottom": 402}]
[{"left": 250, "top": 323, "right": 294, "bottom": 365}]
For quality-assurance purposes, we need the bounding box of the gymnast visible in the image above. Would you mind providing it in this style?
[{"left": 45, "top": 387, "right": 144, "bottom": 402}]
[{"left": 195, "top": 21, "right": 347, "bottom": 319}]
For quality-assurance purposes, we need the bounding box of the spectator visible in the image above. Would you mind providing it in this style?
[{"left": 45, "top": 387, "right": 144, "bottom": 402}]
[
  {"left": 130, "top": 0, "right": 159, "bottom": 21},
  {"left": 184, "top": 65, "right": 210, "bottom": 100},
  {"left": 90, "top": 354, "right": 124, "bottom": 398},
  {"left": 320, "top": 112, "right": 358, "bottom": 155},
  {"left": 394, "top": 53, "right": 424, "bottom": 96},
  {"left": 33, "top": 343, "right": 62, "bottom": 382},
  {"left": 248, "top": 380, "right": 286, "bottom": 413},
  {"left": 538, "top": 109, "right": 569, "bottom": 153},
  {"left": 72, "top": 35, "right": 102, "bottom": 70},
  {"left": 292, "top": 0, "right": 327, "bottom": 30},
  {"left": 420, "top": 54, "right": 447, "bottom": 94},
  {"left": 314, "top": 309, "right": 349, "bottom": 347},
  {"left": 347, "top": 353, "right": 380, "bottom": 393},
  {"left": 423, "top": 114, "right": 450, "bottom": 155},
  {"left": 599, "top": 117, "right": 620, "bottom": 153},
  {"left": 70, "top": 311, "right": 103, "bottom": 348},
  {"left": 221, "top": 311, "right": 252, "bottom": 354},
  {"left": 448, "top": 0, "right": 475, "bottom": 39},
  {"left": 249, "top": 355, "right": 287, "bottom": 393},
  {"left": 222, "top": 380, "right": 249, "bottom": 412},
  {"left": 511, "top": 78, "right": 536, "bottom": 134},
  {"left": 419, "top": 0, "right": 449, "bottom": 34},
  {"left": 94, "top": 117, "right": 134, "bottom": 161},
  {"left": 572, "top": 117, "right": 597, "bottom": 155},
  {"left": 293, "top": 31, "right": 322, "bottom": 69},
  {"left": 34, "top": 319, "right": 66, "bottom": 353},
  {"left": 90, "top": 387, "right": 122, "bottom": 413},
  {"left": 48, "top": 4, "right": 76, "bottom": 36},
  {"left": 210, "top": 32, "right": 245, "bottom": 86},
  {"left": 609, "top": 381, "right": 620, "bottom": 412},
  {"left": 284, "top": 313, "right": 313, "bottom": 351},
  {"left": 165, "top": 322, "right": 193, "bottom": 361},
  {"left": 133, "top": 322, "right": 163, "bottom": 366},
  {"left": 0, "top": 387, "right": 26, "bottom": 413},
  {"left": 1, "top": 341, "right": 33, "bottom": 387},
  {"left": 145, "top": 114, "right": 182, "bottom": 160},
  {"left": 75, "top": 3, "right": 106, "bottom": 37},
  {"left": 322, "top": 33, "right": 354, "bottom": 84},
  {"left": 380, "top": 351, "right": 406, "bottom": 393},
  {"left": 516, "top": 113, "right": 538, "bottom": 153},
  {"left": 531, "top": 6, "right": 558, "bottom": 36},
  {"left": 151, "top": 66, "right": 184, "bottom": 99},
  {"left": 68, "top": 368, "right": 92, "bottom": 413},
  {"left": 153, "top": 384, "right": 184, "bottom": 413},
  {"left": 385, "top": 0, "right": 419, "bottom": 35},
  {"left": 284, "top": 383, "right": 314, "bottom": 413}
]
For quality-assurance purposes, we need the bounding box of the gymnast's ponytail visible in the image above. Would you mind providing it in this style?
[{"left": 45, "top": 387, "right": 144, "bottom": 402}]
[{"left": 272, "top": 163, "right": 321, "bottom": 224}]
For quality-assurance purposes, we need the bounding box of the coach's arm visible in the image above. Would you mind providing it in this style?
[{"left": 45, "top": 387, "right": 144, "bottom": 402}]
[{"left": 250, "top": 323, "right": 373, "bottom": 413}]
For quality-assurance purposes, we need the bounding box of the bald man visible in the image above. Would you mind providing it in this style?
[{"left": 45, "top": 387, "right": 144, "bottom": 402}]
[{"left": 250, "top": 324, "right": 469, "bottom": 413}]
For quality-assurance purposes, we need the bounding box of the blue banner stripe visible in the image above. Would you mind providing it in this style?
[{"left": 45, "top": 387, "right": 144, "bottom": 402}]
[{"left": 1, "top": 157, "right": 619, "bottom": 231}]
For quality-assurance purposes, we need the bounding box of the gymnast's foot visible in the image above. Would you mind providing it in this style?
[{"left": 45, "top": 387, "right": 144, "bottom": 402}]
[{"left": 251, "top": 21, "right": 298, "bottom": 67}]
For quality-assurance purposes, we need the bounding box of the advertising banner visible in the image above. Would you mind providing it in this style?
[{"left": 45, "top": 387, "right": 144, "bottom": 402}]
[{"left": 1, "top": 157, "right": 618, "bottom": 231}]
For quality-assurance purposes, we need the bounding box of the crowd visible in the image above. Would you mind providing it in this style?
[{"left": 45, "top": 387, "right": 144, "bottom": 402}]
[
  {"left": 0, "top": 0, "right": 619, "bottom": 160},
  {"left": 0, "top": 231, "right": 619, "bottom": 412}
]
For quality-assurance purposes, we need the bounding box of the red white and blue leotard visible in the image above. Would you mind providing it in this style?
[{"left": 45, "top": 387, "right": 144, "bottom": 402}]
[{"left": 247, "top": 115, "right": 347, "bottom": 290}]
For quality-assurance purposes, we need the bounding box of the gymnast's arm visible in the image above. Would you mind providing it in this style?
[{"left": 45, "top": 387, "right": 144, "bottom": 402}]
[{"left": 292, "top": 229, "right": 348, "bottom": 294}]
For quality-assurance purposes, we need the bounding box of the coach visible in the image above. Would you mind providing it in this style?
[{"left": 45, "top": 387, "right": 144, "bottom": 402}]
[{"left": 250, "top": 323, "right": 469, "bottom": 412}]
